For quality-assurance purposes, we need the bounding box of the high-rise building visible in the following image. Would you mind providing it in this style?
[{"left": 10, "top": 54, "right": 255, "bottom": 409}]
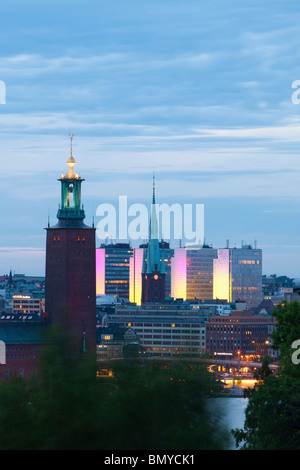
[
  {"left": 141, "top": 178, "right": 166, "bottom": 303},
  {"left": 45, "top": 139, "right": 96, "bottom": 357},
  {"left": 171, "top": 247, "right": 187, "bottom": 300},
  {"left": 129, "top": 247, "right": 144, "bottom": 305},
  {"left": 213, "top": 244, "right": 262, "bottom": 308},
  {"left": 171, "top": 245, "right": 217, "bottom": 301},
  {"left": 186, "top": 245, "right": 218, "bottom": 300},
  {"left": 96, "top": 243, "right": 132, "bottom": 299},
  {"left": 171, "top": 243, "right": 262, "bottom": 308}
]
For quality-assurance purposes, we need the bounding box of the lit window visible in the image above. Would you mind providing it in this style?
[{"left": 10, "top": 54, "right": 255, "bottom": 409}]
[{"left": 104, "top": 335, "right": 111, "bottom": 340}]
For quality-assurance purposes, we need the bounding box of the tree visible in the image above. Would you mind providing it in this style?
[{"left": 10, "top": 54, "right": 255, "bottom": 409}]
[
  {"left": 232, "top": 301, "right": 300, "bottom": 450},
  {"left": 97, "top": 359, "right": 230, "bottom": 450},
  {"left": 0, "top": 330, "right": 230, "bottom": 449}
]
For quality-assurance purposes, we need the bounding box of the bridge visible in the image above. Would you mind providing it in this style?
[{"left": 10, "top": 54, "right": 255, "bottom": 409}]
[
  {"left": 198, "top": 358, "right": 278, "bottom": 373},
  {"left": 97, "top": 355, "right": 278, "bottom": 373}
]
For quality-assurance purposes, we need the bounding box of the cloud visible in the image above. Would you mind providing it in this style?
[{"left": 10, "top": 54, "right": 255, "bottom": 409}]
[
  {"left": 0, "top": 0, "right": 300, "bottom": 277},
  {"left": 194, "top": 125, "right": 300, "bottom": 141}
]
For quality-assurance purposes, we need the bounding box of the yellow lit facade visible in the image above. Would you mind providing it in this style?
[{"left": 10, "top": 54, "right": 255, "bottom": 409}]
[
  {"left": 129, "top": 248, "right": 144, "bottom": 305},
  {"left": 213, "top": 248, "right": 231, "bottom": 301},
  {"left": 213, "top": 246, "right": 262, "bottom": 308}
]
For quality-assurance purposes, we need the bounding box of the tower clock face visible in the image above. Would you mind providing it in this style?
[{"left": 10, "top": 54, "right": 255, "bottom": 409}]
[{"left": 154, "top": 274, "right": 158, "bottom": 280}]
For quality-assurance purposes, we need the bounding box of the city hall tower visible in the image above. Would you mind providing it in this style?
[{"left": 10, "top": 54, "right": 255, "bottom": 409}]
[{"left": 45, "top": 136, "right": 96, "bottom": 357}]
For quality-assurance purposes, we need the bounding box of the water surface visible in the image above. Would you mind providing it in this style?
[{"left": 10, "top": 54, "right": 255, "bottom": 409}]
[{"left": 209, "top": 397, "right": 248, "bottom": 450}]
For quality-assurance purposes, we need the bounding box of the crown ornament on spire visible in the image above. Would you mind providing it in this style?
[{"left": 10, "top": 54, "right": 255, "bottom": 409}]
[{"left": 63, "top": 133, "right": 78, "bottom": 179}]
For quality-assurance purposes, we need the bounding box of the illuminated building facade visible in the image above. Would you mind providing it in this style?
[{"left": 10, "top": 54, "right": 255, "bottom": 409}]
[
  {"left": 171, "top": 245, "right": 217, "bottom": 301},
  {"left": 213, "top": 245, "right": 262, "bottom": 308},
  {"left": 96, "top": 248, "right": 105, "bottom": 296},
  {"left": 45, "top": 141, "right": 96, "bottom": 357},
  {"left": 171, "top": 248, "right": 187, "bottom": 300},
  {"left": 129, "top": 247, "right": 144, "bottom": 305},
  {"left": 12, "top": 295, "right": 42, "bottom": 316},
  {"left": 105, "top": 303, "right": 212, "bottom": 358},
  {"left": 96, "top": 243, "right": 132, "bottom": 299},
  {"left": 170, "top": 243, "right": 262, "bottom": 308},
  {"left": 186, "top": 246, "right": 218, "bottom": 300},
  {"left": 213, "top": 249, "right": 231, "bottom": 301},
  {"left": 205, "top": 310, "right": 276, "bottom": 359}
]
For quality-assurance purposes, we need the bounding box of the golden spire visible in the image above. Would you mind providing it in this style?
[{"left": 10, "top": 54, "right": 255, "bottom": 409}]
[{"left": 65, "top": 133, "right": 76, "bottom": 178}]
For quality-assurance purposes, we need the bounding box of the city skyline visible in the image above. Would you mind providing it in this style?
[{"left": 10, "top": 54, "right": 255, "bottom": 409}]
[{"left": 0, "top": 1, "right": 300, "bottom": 277}]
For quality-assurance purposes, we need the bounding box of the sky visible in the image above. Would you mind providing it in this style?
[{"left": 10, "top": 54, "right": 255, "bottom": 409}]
[{"left": 0, "top": 0, "right": 300, "bottom": 277}]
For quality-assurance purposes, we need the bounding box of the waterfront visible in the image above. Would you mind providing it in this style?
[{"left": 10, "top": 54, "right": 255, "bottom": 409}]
[{"left": 209, "top": 396, "right": 248, "bottom": 450}]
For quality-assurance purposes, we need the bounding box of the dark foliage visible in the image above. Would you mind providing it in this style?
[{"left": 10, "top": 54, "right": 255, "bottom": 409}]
[
  {"left": 232, "top": 301, "right": 300, "bottom": 450},
  {"left": 0, "top": 332, "right": 229, "bottom": 450}
]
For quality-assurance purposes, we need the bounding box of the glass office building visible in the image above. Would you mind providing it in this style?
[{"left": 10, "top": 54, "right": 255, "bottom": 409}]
[
  {"left": 213, "top": 245, "right": 262, "bottom": 308},
  {"left": 171, "top": 244, "right": 262, "bottom": 308},
  {"left": 96, "top": 243, "right": 133, "bottom": 299},
  {"left": 171, "top": 246, "right": 217, "bottom": 301},
  {"left": 186, "top": 246, "right": 218, "bottom": 301}
]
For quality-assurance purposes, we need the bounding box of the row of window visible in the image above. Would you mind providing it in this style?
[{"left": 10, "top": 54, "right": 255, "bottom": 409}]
[
  {"left": 53, "top": 235, "right": 86, "bottom": 242},
  {"left": 133, "top": 327, "right": 202, "bottom": 333},
  {"left": 140, "top": 334, "right": 202, "bottom": 340}
]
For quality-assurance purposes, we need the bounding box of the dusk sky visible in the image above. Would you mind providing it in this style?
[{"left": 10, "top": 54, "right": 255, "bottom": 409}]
[{"left": 0, "top": 0, "right": 300, "bottom": 277}]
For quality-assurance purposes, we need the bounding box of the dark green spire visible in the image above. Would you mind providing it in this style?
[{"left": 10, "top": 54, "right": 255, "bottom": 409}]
[{"left": 142, "top": 175, "right": 165, "bottom": 275}]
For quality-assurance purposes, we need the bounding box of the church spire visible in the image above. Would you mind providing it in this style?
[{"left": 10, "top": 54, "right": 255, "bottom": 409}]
[
  {"left": 144, "top": 174, "right": 160, "bottom": 273},
  {"left": 152, "top": 172, "right": 156, "bottom": 204},
  {"left": 141, "top": 175, "right": 166, "bottom": 303}
]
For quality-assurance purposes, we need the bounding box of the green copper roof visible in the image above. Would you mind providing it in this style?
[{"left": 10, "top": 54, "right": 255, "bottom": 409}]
[
  {"left": 0, "top": 323, "right": 46, "bottom": 345},
  {"left": 57, "top": 144, "right": 86, "bottom": 221}
]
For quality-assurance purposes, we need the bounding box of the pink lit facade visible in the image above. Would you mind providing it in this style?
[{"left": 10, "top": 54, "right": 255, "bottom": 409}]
[
  {"left": 171, "top": 248, "right": 187, "bottom": 300},
  {"left": 96, "top": 248, "right": 105, "bottom": 296}
]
